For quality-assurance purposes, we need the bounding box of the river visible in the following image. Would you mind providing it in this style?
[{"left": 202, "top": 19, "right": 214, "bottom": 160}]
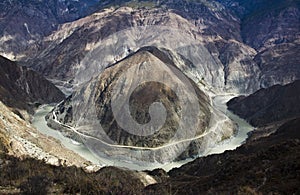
[
  {"left": 32, "top": 95, "right": 253, "bottom": 171},
  {"left": 204, "top": 95, "right": 254, "bottom": 155}
]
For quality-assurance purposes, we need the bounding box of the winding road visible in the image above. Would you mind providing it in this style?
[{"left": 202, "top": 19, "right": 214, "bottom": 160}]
[
  {"left": 51, "top": 109, "right": 227, "bottom": 150},
  {"left": 32, "top": 95, "right": 254, "bottom": 171}
]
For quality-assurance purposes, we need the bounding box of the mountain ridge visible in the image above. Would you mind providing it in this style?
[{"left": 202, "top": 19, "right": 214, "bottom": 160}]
[
  {"left": 0, "top": 56, "right": 65, "bottom": 116},
  {"left": 46, "top": 46, "right": 236, "bottom": 163}
]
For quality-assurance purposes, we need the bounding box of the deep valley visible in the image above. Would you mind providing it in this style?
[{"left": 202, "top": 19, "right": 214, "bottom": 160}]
[{"left": 0, "top": 0, "right": 299, "bottom": 194}]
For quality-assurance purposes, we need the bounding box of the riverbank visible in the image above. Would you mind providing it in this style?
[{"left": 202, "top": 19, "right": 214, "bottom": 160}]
[
  {"left": 32, "top": 95, "right": 254, "bottom": 171},
  {"left": 0, "top": 101, "right": 95, "bottom": 171}
]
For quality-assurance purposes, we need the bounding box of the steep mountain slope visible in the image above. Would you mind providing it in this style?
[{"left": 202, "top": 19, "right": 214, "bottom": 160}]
[
  {"left": 0, "top": 0, "right": 100, "bottom": 60},
  {"left": 0, "top": 1, "right": 299, "bottom": 193},
  {"left": 145, "top": 117, "right": 300, "bottom": 194},
  {"left": 0, "top": 0, "right": 299, "bottom": 93},
  {"left": 0, "top": 100, "right": 93, "bottom": 168},
  {"left": 243, "top": 1, "right": 300, "bottom": 88},
  {"left": 144, "top": 76, "right": 300, "bottom": 194},
  {"left": 0, "top": 135, "right": 145, "bottom": 194},
  {"left": 46, "top": 46, "right": 236, "bottom": 164},
  {"left": 227, "top": 79, "right": 300, "bottom": 142},
  {"left": 0, "top": 56, "right": 64, "bottom": 115},
  {"left": 0, "top": 105, "right": 149, "bottom": 194},
  {"left": 219, "top": 0, "right": 300, "bottom": 88},
  {"left": 27, "top": 2, "right": 260, "bottom": 93},
  {"left": 227, "top": 80, "right": 300, "bottom": 127}
]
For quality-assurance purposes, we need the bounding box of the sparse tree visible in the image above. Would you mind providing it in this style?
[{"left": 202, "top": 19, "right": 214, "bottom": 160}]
[{"left": 20, "top": 175, "right": 50, "bottom": 195}]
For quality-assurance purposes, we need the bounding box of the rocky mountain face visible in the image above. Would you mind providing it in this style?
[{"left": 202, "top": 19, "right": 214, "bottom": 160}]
[
  {"left": 0, "top": 100, "right": 92, "bottom": 168},
  {"left": 143, "top": 77, "right": 300, "bottom": 194},
  {"left": 25, "top": 1, "right": 260, "bottom": 94},
  {"left": 0, "top": 56, "right": 64, "bottom": 115},
  {"left": 0, "top": 134, "right": 146, "bottom": 194},
  {"left": 227, "top": 80, "right": 300, "bottom": 127},
  {"left": 0, "top": 1, "right": 299, "bottom": 193},
  {"left": 0, "top": 0, "right": 298, "bottom": 94},
  {"left": 144, "top": 117, "right": 300, "bottom": 194},
  {"left": 0, "top": 0, "right": 100, "bottom": 60},
  {"left": 1, "top": 72, "right": 300, "bottom": 194},
  {"left": 24, "top": 0, "right": 298, "bottom": 94},
  {"left": 242, "top": 1, "right": 300, "bottom": 88},
  {"left": 2, "top": 105, "right": 299, "bottom": 194},
  {"left": 227, "top": 79, "right": 300, "bottom": 142},
  {"left": 220, "top": 0, "right": 300, "bottom": 88},
  {"left": 46, "top": 46, "right": 236, "bottom": 163}
]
